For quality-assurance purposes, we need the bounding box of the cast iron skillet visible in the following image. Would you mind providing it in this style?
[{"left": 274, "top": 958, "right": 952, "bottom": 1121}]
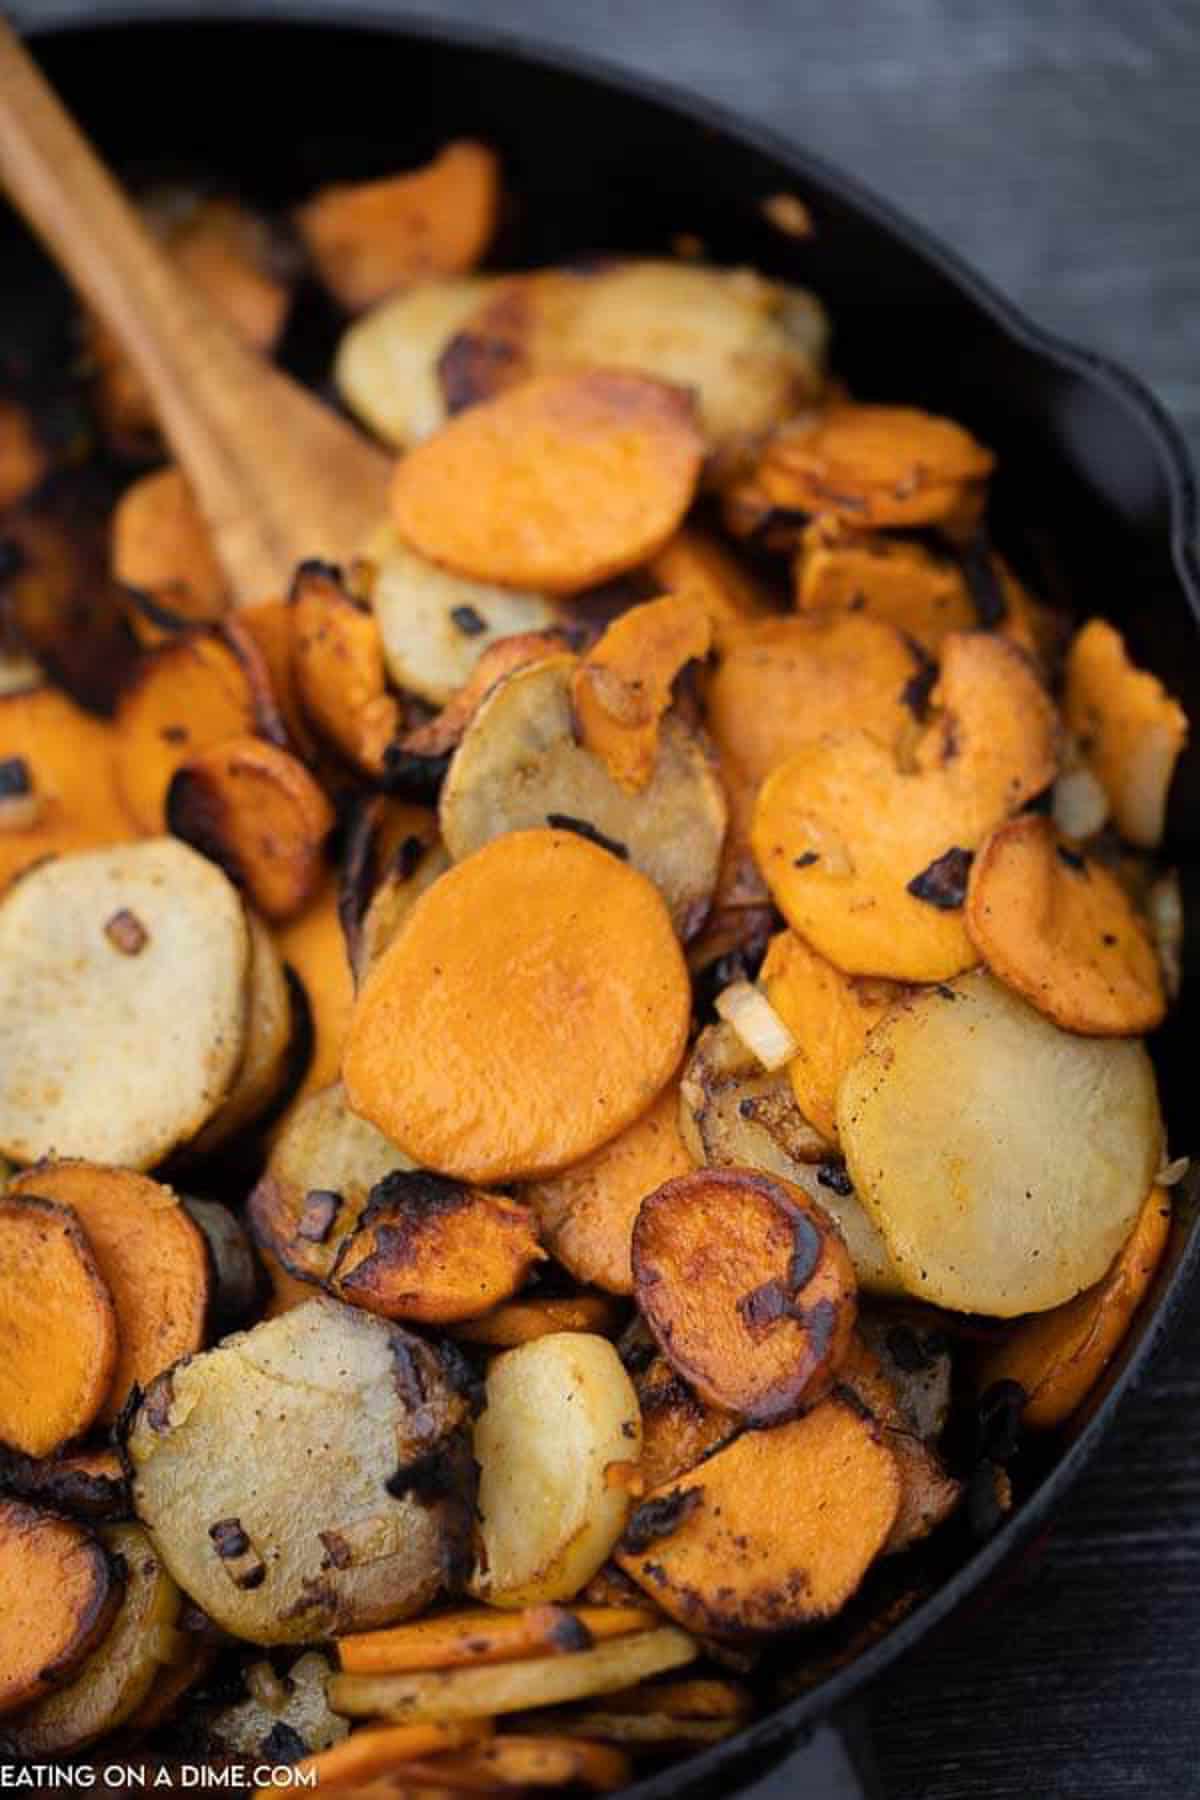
[{"left": 4, "top": 11, "right": 1200, "bottom": 1796}]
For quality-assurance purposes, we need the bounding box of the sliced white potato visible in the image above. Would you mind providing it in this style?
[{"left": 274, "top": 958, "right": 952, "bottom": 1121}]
[
  {"left": 838, "top": 970, "right": 1163, "bottom": 1315},
  {"left": 334, "top": 276, "right": 502, "bottom": 448},
  {"left": 441, "top": 654, "right": 726, "bottom": 939},
  {"left": 470, "top": 1332, "right": 642, "bottom": 1608},
  {"left": 127, "top": 1298, "right": 475, "bottom": 1645},
  {"left": 0, "top": 838, "right": 249, "bottom": 1169},
  {"left": 190, "top": 910, "right": 293, "bottom": 1154},
  {"left": 207, "top": 1651, "right": 348, "bottom": 1760}
]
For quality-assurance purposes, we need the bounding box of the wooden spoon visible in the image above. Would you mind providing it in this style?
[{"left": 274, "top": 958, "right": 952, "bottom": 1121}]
[{"left": 0, "top": 19, "right": 391, "bottom": 605}]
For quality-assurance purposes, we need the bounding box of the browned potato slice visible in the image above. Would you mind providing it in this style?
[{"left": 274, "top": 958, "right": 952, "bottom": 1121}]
[
  {"left": 0, "top": 839, "right": 249, "bottom": 1168},
  {"left": 127, "top": 1299, "right": 475, "bottom": 1644},
  {"left": 839, "top": 971, "right": 1164, "bottom": 1314},
  {"left": 616, "top": 1395, "right": 900, "bottom": 1633},
  {"left": 339, "top": 796, "right": 447, "bottom": 985},
  {"left": 0, "top": 1445, "right": 130, "bottom": 1523},
  {"left": 190, "top": 911, "right": 295, "bottom": 1154},
  {"left": 441, "top": 654, "right": 726, "bottom": 939},
  {"left": 1064, "top": 618, "right": 1188, "bottom": 847},
  {"left": 207, "top": 1651, "right": 348, "bottom": 1761},
  {"left": 632, "top": 1354, "right": 739, "bottom": 1490},
  {"left": 0, "top": 1501, "right": 123, "bottom": 1715},
  {"left": 633, "top": 1169, "right": 857, "bottom": 1423},
  {"left": 857, "top": 1312, "right": 953, "bottom": 1442},
  {"left": 335, "top": 276, "right": 504, "bottom": 447}
]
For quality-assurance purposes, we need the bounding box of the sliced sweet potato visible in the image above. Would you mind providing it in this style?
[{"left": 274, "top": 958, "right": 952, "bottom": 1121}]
[
  {"left": 965, "top": 814, "right": 1165, "bottom": 1035},
  {"left": 0, "top": 839, "right": 250, "bottom": 1168},
  {"left": 272, "top": 874, "right": 355, "bottom": 1118},
  {"left": 9, "top": 1163, "right": 209, "bottom": 1424},
  {"left": 439, "top": 654, "right": 727, "bottom": 940},
  {"left": 980, "top": 1184, "right": 1171, "bottom": 1429},
  {"left": 235, "top": 594, "right": 318, "bottom": 762},
  {"left": 753, "top": 632, "right": 1057, "bottom": 980},
  {"left": 633, "top": 1168, "right": 856, "bottom": 1422},
  {"left": 338, "top": 1604, "right": 657, "bottom": 1675},
  {"left": 0, "top": 397, "right": 47, "bottom": 512},
  {"left": 112, "top": 466, "right": 227, "bottom": 635},
  {"left": 0, "top": 1445, "right": 130, "bottom": 1523},
  {"left": 1064, "top": 617, "right": 1188, "bottom": 847},
  {"left": 646, "top": 528, "right": 772, "bottom": 649},
  {"left": 189, "top": 911, "right": 295, "bottom": 1154},
  {"left": 115, "top": 630, "right": 259, "bottom": 833},
  {"left": 838, "top": 970, "right": 1164, "bottom": 1314},
  {"left": 344, "top": 828, "right": 691, "bottom": 1183},
  {"left": 329, "top": 1171, "right": 543, "bottom": 1323},
  {"left": 760, "top": 930, "right": 908, "bottom": 1144},
  {"left": 616, "top": 1395, "right": 899, "bottom": 1633},
  {"left": 450, "top": 1297, "right": 623, "bottom": 1347},
  {"left": 0, "top": 1501, "right": 122, "bottom": 1714},
  {"left": 632, "top": 1355, "right": 739, "bottom": 1491},
  {"left": 382, "top": 1734, "right": 632, "bottom": 1792},
  {"left": 836, "top": 1337, "right": 961, "bottom": 1554},
  {"left": 0, "top": 686, "right": 134, "bottom": 898},
  {"left": 526, "top": 1083, "right": 694, "bottom": 1296},
  {"left": 294, "top": 1720, "right": 490, "bottom": 1790},
  {"left": 289, "top": 560, "right": 400, "bottom": 778},
  {"left": 391, "top": 370, "right": 705, "bottom": 595},
  {"left": 795, "top": 528, "right": 974, "bottom": 648},
  {"left": 166, "top": 734, "right": 334, "bottom": 922},
  {"left": 572, "top": 594, "right": 713, "bottom": 793},
  {"left": 297, "top": 142, "right": 500, "bottom": 313}
]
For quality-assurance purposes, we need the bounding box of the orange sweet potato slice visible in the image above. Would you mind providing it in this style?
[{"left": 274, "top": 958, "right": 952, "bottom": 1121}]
[
  {"left": 752, "top": 632, "right": 1057, "bottom": 980},
  {"left": 632, "top": 1354, "right": 739, "bottom": 1490},
  {"left": 1064, "top": 618, "right": 1188, "bottom": 848},
  {"left": 965, "top": 814, "right": 1165, "bottom": 1035},
  {"left": 296, "top": 142, "right": 500, "bottom": 313},
  {"left": 632, "top": 1168, "right": 857, "bottom": 1423},
  {"left": 272, "top": 876, "right": 355, "bottom": 1119},
  {"left": 0, "top": 687, "right": 134, "bottom": 898},
  {"left": 646, "top": 528, "right": 772, "bottom": 650},
  {"left": 0, "top": 398, "right": 47, "bottom": 512},
  {"left": 379, "top": 1734, "right": 631, "bottom": 1792},
  {"left": 166, "top": 734, "right": 335, "bottom": 922},
  {"left": 289, "top": 561, "right": 401, "bottom": 777},
  {"left": 448, "top": 1295, "right": 623, "bottom": 1348},
  {"left": 235, "top": 595, "right": 318, "bottom": 762},
  {"left": 0, "top": 1501, "right": 123, "bottom": 1714},
  {"left": 390, "top": 371, "right": 705, "bottom": 595},
  {"left": 9, "top": 1163, "right": 210, "bottom": 1424},
  {"left": 572, "top": 594, "right": 713, "bottom": 793},
  {"left": 115, "top": 630, "right": 259, "bottom": 833},
  {"left": 980, "top": 1184, "right": 1171, "bottom": 1429},
  {"left": 616, "top": 1394, "right": 900, "bottom": 1633},
  {"left": 759, "top": 930, "right": 909, "bottom": 1144},
  {"left": 329, "top": 1172, "right": 544, "bottom": 1323},
  {"left": 0, "top": 1193, "right": 118, "bottom": 1456},
  {"left": 294, "top": 1720, "right": 491, "bottom": 1791},
  {"left": 337, "top": 1604, "right": 658, "bottom": 1675},
  {"left": 0, "top": 1445, "right": 130, "bottom": 1523},
  {"left": 526, "top": 1083, "right": 694, "bottom": 1295},
  {"left": 111, "top": 466, "right": 227, "bottom": 636},
  {"left": 344, "top": 828, "right": 691, "bottom": 1182}
]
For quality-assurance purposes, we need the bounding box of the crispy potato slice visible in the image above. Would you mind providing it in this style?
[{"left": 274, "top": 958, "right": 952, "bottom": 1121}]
[
  {"left": 335, "top": 277, "right": 503, "bottom": 448},
  {"left": 646, "top": 528, "right": 772, "bottom": 650},
  {"left": 836, "top": 1337, "right": 961, "bottom": 1554},
  {"left": 1064, "top": 618, "right": 1188, "bottom": 847},
  {"left": 617, "top": 1395, "right": 899, "bottom": 1633},
  {"left": 330, "top": 1627, "right": 696, "bottom": 1721},
  {"left": 450, "top": 1297, "right": 623, "bottom": 1348},
  {"left": 980, "top": 1185, "right": 1171, "bottom": 1429},
  {"left": 329, "top": 1172, "right": 543, "bottom": 1324},
  {"left": 965, "top": 814, "right": 1165, "bottom": 1035},
  {"left": 366, "top": 523, "right": 557, "bottom": 707},
  {"left": 248, "top": 1080, "right": 415, "bottom": 1287},
  {"left": 297, "top": 142, "right": 500, "bottom": 313},
  {"left": 207, "top": 1650, "right": 348, "bottom": 1761},
  {"left": 0, "top": 839, "right": 249, "bottom": 1168},
  {"left": 338, "top": 1604, "right": 657, "bottom": 1674},
  {"left": 190, "top": 912, "right": 295, "bottom": 1154},
  {"left": 115, "top": 630, "right": 259, "bottom": 833},
  {"left": 838, "top": 970, "right": 1164, "bottom": 1314},
  {"left": 633, "top": 1169, "right": 856, "bottom": 1422},
  {"left": 470, "top": 1333, "right": 642, "bottom": 1608},
  {"left": 9, "top": 1163, "right": 209, "bottom": 1424},
  {"left": 382, "top": 1733, "right": 632, "bottom": 1791},
  {"left": 526, "top": 1084, "right": 694, "bottom": 1296},
  {"left": 0, "top": 1196, "right": 117, "bottom": 1456},
  {"left": 753, "top": 633, "right": 1057, "bottom": 980},
  {"left": 440, "top": 655, "right": 726, "bottom": 940},
  {"left": 345, "top": 829, "right": 690, "bottom": 1183},
  {"left": 290, "top": 561, "right": 400, "bottom": 778},
  {"left": 439, "top": 262, "right": 825, "bottom": 450},
  {"left": 760, "top": 930, "right": 909, "bottom": 1144},
  {"left": 5, "top": 1522, "right": 181, "bottom": 1754},
  {"left": 296, "top": 1720, "right": 490, "bottom": 1789},
  {"left": 111, "top": 465, "right": 227, "bottom": 634},
  {"left": 0, "top": 1445, "right": 130, "bottom": 1523},
  {"left": 572, "top": 594, "right": 713, "bottom": 793},
  {"left": 273, "top": 874, "right": 355, "bottom": 1118},
  {"left": 633, "top": 1355, "right": 739, "bottom": 1490},
  {"left": 127, "top": 1299, "right": 475, "bottom": 1644},
  {"left": 0, "top": 686, "right": 134, "bottom": 898},
  {"left": 0, "top": 1500, "right": 122, "bottom": 1714},
  {"left": 166, "top": 734, "right": 335, "bottom": 923},
  {"left": 391, "top": 371, "right": 705, "bottom": 595}
]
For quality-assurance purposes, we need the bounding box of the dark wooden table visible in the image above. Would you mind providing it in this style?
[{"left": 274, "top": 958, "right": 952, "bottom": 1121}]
[{"left": 11, "top": 1, "right": 1200, "bottom": 1793}]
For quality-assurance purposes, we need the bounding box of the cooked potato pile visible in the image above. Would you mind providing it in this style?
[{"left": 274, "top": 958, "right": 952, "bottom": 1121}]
[{"left": 0, "top": 133, "right": 1189, "bottom": 1792}]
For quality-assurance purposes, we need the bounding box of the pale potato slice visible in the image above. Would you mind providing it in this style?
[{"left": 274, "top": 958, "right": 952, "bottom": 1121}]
[
  {"left": 190, "top": 910, "right": 294, "bottom": 1154},
  {"left": 0, "top": 838, "right": 249, "bottom": 1169},
  {"left": 334, "top": 276, "right": 502, "bottom": 448},
  {"left": 838, "top": 971, "right": 1163, "bottom": 1315},
  {"left": 367, "top": 524, "right": 556, "bottom": 707},
  {"left": 207, "top": 1651, "right": 348, "bottom": 1760},
  {"left": 441, "top": 654, "right": 726, "bottom": 939},
  {"left": 6, "top": 1524, "right": 182, "bottom": 1756},
  {"left": 127, "top": 1298, "right": 475, "bottom": 1645},
  {"left": 470, "top": 1332, "right": 642, "bottom": 1608}
]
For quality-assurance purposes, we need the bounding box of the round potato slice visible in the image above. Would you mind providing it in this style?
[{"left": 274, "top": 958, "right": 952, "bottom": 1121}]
[
  {"left": 440, "top": 655, "right": 726, "bottom": 939},
  {"left": 190, "top": 911, "right": 295, "bottom": 1154},
  {"left": 0, "top": 839, "right": 250, "bottom": 1169},
  {"left": 335, "top": 276, "right": 503, "bottom": 448},
  {"left": 470, "top": 1332, "right": 642, "bottom": 1607},
  {"left": 0, "top": 1500, "right": 123, "bottom": 1715},
  {"left": 0, "top": 686, "right": 134, "bottom": 900},
  {"left": 390, "top": 370, "right": 705, "bottom": 594},
  {"left": 838, "top": 971, "right": 1163, "bottom": 1315},
  {"left": 344, "top": 829, "right": 691, "bottom": 1183},
  {"left": 127, "top": 1298, "right": 476, "bottom": 1645}
]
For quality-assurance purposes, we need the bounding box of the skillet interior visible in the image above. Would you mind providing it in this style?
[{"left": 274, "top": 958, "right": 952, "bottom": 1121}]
[{"left": 3, "top": 15, "right": 1199, "bottom": 1794}]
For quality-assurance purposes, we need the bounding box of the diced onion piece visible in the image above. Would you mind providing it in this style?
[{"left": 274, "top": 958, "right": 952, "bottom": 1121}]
[
  {"left": 1051, "top": 765, "right": 1109, "bottom": 841},
  {"left": 1157, "top": 1155, "right": 1190, "bottom": 1188},
  {"left": 714, "top": 980, "right": 798, "bottom": 1073}
]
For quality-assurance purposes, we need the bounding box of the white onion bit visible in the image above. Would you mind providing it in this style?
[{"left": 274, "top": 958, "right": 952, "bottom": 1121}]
[
  {"left": 715, "top": 980, "right": 798, "bottom": 1072},
  {"left": 1157, "top": 1154, "right": 1191, "bottom": 1188}
]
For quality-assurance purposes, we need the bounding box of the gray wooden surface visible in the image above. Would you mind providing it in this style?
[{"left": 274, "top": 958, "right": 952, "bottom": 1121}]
[{"left": 8, "top": 3, "right": 1200, "bottom": 1796}]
